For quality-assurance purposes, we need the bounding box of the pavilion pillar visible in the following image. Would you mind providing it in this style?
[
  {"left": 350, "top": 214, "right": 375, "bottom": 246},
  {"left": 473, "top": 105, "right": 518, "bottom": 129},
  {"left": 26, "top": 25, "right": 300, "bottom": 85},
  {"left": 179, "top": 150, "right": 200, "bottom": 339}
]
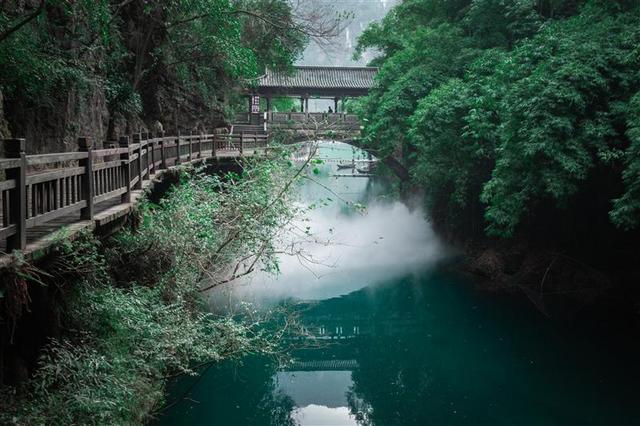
[
  {"left": 304, "top": 96, "right": 309, "bottom": 114},
  {"left": 300, "top": 97, "right": 304, "bottom": 112},
  {"left": 266, "top": 96, "right": 272, "bottom": 121},
  {"left": 334, "top": 97, "right": 339, "bottom": 113}
]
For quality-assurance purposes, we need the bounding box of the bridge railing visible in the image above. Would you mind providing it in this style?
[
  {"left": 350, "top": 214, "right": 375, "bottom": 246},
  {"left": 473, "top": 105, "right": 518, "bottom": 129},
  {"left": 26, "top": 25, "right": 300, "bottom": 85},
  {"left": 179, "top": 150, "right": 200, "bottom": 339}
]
[
  {"left": 267, "top": 112, "right": 360, "bottom": 124},
  {"left": 0, "top": 131, "right": 267, "bottom": 253}
]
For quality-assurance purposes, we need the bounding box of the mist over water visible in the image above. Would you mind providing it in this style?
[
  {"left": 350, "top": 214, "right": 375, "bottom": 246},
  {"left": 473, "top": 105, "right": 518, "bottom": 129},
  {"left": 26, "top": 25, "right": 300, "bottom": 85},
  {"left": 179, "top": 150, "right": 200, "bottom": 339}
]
[
  {"left": 163, "top": 141, "right": 640, "bottom": 426},
  {"left": 213, "top": 141, "right": 445, "bottom": 304}
]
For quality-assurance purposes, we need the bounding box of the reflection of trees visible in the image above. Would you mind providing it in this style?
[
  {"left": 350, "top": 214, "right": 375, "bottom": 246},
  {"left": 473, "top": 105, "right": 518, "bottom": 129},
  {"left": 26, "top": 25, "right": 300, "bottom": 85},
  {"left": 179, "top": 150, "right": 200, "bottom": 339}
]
[
  {"left": 165, "top": 355, "right": 296, "bottom": 425},
  {"left": 231, "top": 357, "right": 297, "bottom": 426},
  {"left": 331, "top": 274, "right": 470, "bottom": 425},
  {"left": 298, "top": 276, "right": 441, "bottom": 425},
  {"left": 337, "top": 271, "right": 610, "bottom": 426},
  {"left": 346, "top": 389, "right": 374, "bottom": 426},
  {"left": 251, "top": 385, "right": 296, "bottom": 426},
  {"left": 347, "top": 333, "right": 436, "bottom": 426}
]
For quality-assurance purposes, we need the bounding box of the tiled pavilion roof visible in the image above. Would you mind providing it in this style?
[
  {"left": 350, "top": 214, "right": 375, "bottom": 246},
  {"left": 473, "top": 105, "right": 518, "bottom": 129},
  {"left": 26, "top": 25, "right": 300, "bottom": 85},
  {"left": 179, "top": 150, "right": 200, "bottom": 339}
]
[{"left": 257, "top": 66, "right": 378, "bottom": 97}]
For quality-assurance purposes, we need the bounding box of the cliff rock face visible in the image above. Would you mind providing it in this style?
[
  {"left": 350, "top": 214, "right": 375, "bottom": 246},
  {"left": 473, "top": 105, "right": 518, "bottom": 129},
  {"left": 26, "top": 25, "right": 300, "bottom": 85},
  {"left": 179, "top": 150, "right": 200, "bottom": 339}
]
[
  {"left": 0, "top": 1, "right": 227, "bottom": 154},
  {"left": 0, "top": 90, "right": 11, "bottom": 140},
  {"left": 138, "top": 62, "right": 226, "bottom": 136},
  {"left": 5, "top": 82, "right": 110, "bottom": 153}
]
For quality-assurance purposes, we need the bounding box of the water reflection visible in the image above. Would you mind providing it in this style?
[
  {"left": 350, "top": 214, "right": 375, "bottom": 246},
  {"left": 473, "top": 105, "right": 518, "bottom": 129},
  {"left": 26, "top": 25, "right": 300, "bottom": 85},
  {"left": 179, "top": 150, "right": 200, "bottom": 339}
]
[
  {"left": 278, "top": 371, "right": 359, "bottom": 426},
  {"left": 161, "top": 269, "right": 640, "bottom": 426},
  {"left": 292, "top": 405, "right": 358, "bottom": 426},
  {"left": 160, "top": 141, "right": 640, "bottom": 425}
]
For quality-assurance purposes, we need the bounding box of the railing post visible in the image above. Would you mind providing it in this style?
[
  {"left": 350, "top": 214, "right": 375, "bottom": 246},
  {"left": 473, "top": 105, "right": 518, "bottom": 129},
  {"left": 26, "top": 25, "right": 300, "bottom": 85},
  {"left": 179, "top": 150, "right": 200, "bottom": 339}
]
[
  {"left": 78, "top": 137, "right": 94, "bottom": 221},
  {"left": 159, "top": 131, "right": 166, "bottom": 169},
  {"left": 143, "top": 133, "right": 151, "bottom": 180},
  {"left": 198, "top": 133, "right": 203, "bottom": 158},
  {"left": 176, "top": 133, "right": 181, "bottom": 165},
  {"left": 4, "top": 138, "right": 26, "bottom": 251},
  {"left": 119, "top": 136, "right": 131, "bottom": 203},
  {"left": 133, "top": 133, "right": 142, "bottom": 189},
  {"left": 240, "top": 131, "right": 244, "bottom": 155},
  {"left": 188, "top": 131, "right": 193, "bottom": 162},
  {"left": 149, "top": 134, "right": 156, "bottom": 176}
]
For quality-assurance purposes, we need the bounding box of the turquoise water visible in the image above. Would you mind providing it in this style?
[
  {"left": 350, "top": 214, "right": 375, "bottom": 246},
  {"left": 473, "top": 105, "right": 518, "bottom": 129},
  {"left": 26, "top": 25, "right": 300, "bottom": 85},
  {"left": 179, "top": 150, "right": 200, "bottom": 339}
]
[{"left": 159, "top": 142, "right": 640, "bottom": 425}]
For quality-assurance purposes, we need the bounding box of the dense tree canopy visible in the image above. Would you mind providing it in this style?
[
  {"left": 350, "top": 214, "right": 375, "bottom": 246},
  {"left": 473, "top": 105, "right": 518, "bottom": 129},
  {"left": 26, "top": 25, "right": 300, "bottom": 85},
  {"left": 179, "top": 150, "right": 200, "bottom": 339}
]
[
  {"left": 0, "top": 0, "right": 309, "bottom": 124},
  {"left": 355, "top": 0, "right": 640, "bottom": 238}
]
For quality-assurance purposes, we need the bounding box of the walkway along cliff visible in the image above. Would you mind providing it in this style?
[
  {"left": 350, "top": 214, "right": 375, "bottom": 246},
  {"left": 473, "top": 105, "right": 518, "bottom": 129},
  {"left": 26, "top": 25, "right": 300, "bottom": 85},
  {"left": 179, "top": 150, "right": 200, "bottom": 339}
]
[
  {"left": 0, "top": 128, "right": 300, "bottom": 423},
  {"left": 0, "top": 128, "right": 269, "bottom": 389},
  {"left": 0, "top": 131, "right": 267, "bottom": 267}
]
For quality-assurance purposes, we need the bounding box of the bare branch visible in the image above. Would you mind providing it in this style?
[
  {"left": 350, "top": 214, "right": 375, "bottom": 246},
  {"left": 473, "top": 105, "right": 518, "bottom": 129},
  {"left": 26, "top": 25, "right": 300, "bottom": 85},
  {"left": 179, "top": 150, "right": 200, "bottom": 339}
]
[{"left": 165, "top": 4, "right": 349, "bottom": 47}]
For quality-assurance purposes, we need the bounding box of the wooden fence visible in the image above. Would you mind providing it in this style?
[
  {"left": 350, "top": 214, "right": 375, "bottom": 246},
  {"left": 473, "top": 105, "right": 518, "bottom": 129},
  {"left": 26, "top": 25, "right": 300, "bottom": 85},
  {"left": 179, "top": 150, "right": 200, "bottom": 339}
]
[{"left": 0, "top": 131, "right": 267, "bottom": 253}]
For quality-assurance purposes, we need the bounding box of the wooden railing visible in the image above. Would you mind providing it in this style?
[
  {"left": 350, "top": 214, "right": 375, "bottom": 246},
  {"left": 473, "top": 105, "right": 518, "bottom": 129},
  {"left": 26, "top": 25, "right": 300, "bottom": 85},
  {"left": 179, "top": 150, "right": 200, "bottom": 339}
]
[
  {"left": 268, "top": 112, "right": 359, "bottom": 124},
  {"left": 0, "top": 131, "right": 267, "bottom": 252}
]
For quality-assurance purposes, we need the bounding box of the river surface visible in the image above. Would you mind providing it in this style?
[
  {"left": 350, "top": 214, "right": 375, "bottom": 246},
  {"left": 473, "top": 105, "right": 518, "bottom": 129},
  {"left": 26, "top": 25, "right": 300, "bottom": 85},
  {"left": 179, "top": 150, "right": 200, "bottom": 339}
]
[{"left": 160, "top": 142, "right": 640, "bottom": 426}]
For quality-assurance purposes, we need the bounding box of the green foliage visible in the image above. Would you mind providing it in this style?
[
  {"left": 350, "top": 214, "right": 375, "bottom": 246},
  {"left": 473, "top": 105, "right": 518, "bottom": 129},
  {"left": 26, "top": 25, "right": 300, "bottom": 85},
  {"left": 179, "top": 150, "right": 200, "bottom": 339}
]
[
  {"left": 356, "top": 0, "right": 640, "bottom": 237},
  {"left": 235, "top": 0, "right": 307, "bottom": 71},
  {"left": 8, "top": 279, "right": 273, "bottom": 425},
  {"left": 611, "top": 92, "right": 640, "bottom": 229},
  {"left": 480, "top": 5, "right": 640, "bottom": 236},
  {"left": 0, "top": 1, "right": 116, "bottom": 105},
  {"left": 160, "top": 0, "right": 305, "bottom": 107},
  {"left": 1, "top": 155, "right": 302, "bottom": 424},
  {"left": 105, "top": 72, "right": 143, "bottom": 115},
  {"left": 113, "top": 153, "right": 302, "bottom": 299},
  {"left": 410, "top": 77, "right": 495, "bottom": 210},
  {"left": 358, "top": 23, "right": 472, "bottom": 158},
  {"left": 272, "top": 97, "right": 297, "bottom": 112},
  {"left": 0, "top": 20, "right": 85, "bottom": 105},
  {"left": 0, "top": 0, "right": 305, "bottom": 119},
  {"left": 464, "top": 0, "right": 542, "bottom": 47}
]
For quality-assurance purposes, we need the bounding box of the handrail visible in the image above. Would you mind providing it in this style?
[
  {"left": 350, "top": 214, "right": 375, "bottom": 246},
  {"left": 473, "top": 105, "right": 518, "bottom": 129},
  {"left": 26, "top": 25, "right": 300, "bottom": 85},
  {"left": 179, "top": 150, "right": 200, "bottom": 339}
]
[
  {"left": 27, "top": 152, "right": 88, "bottom": 165},
  {"left": 0, "top": 131, "right": 268, "bottom": 253},
  {"left": 267, "top": 112, "right": 359, "bottom": 123}
]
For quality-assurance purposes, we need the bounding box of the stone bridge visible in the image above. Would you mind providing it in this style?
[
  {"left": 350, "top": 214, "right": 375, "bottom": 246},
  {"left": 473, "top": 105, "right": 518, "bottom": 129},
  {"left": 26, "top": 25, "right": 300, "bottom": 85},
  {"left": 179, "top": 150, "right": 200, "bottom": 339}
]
[{"left": 234, "top": 111, "right": 362, "bottom": 141}]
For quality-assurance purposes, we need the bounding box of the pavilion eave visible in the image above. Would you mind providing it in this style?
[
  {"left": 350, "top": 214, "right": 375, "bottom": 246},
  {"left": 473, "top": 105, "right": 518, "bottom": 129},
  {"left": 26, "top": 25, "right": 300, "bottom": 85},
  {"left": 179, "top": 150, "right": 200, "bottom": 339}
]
[{"left": 254, "top": 86, "right": 371, "bottom": 98}]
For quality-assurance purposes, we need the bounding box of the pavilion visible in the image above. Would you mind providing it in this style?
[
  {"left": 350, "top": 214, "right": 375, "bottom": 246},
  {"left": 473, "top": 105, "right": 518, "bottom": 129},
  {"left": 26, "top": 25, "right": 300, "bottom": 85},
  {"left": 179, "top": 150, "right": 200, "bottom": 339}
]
[{"left": 252, "top": 65, "right": 378, "bottom": 113}]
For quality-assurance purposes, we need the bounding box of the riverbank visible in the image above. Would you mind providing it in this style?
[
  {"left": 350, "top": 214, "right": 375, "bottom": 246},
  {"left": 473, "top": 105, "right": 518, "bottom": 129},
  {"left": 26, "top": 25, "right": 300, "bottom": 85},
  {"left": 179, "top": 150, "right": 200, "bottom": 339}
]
[
  {"left": 0, "top": 153, "right": 302, "bottom": 424},
  {"left": 393, "top": 177, "right": 640, "bottom": 320},
  {"left": 449, "top": 236, "right": 640, "bottom": 322}
]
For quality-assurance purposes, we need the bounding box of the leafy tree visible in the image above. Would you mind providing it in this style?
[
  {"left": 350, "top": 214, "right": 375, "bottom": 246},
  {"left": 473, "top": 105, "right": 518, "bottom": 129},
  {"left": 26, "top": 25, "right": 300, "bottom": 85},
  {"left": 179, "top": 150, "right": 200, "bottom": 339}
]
[
  {"left": 356, "top": 0, "right": 640, "bottom": 240},
  {"left": 611, "top": 92, "right": 640, "bottom": 229},
  {"left": 0, "top": 0, "right": 310, "bottom": 131},
  {"left": 357, "top": 24, "right": 472, "bottom": 159},
  {"left": 481, "top": 6, "right": 640, "bottom": 236}
]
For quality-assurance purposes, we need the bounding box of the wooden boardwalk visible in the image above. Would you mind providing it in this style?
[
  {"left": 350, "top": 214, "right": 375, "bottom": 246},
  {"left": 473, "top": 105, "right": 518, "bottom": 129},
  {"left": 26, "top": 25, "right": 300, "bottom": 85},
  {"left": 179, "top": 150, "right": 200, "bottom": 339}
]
[{"left": 0, "top": 131, "right": 267, "bottom": 268}]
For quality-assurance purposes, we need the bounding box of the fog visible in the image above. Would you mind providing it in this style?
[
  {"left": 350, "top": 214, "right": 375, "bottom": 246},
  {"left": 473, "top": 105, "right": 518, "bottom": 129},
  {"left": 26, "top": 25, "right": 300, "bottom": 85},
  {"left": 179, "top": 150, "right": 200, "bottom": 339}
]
[
  {"left": 298, "top": 0, "right": 399, "bottom": 67},
  {"left": 212, "top": 142, "right": 446, "bottom": 305}
]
